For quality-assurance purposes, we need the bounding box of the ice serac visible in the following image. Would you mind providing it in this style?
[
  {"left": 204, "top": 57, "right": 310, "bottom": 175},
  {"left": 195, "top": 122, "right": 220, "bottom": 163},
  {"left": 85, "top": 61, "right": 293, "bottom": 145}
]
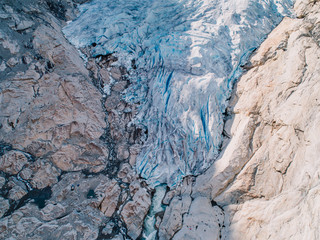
[{"left": 63, "top": 0, "right": 294, "bottom": 186}]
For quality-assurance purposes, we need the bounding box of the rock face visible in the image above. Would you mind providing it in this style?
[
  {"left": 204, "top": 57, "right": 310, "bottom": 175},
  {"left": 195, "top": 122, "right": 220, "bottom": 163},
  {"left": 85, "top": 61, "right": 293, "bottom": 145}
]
[
  {"left": 0, "top": 1, "right": 151, "bottom": 239},
  {"left": 161, "top": 0, "right": 320, "bottom": 239},
  {"left": 0, "top": 151, "right": 29, "bottom": 174},
  {"left": 121, "top": 181, "right": 151, "bottom": 239},
  {"left": 0, "top": 0, "right": 107, "bottom": 175},
  {"left": 1, "top": 0, "right": 319, "bottom": 239}
]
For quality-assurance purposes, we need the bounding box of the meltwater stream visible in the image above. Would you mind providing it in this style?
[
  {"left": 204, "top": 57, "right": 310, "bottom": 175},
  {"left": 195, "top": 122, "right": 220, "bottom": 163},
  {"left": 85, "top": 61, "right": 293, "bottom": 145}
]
[
  {"left": 141, "top": 184, "right": 167, "bottom": 240},
  {"left": 63, "top": 0, "right": 294, "bottom": 187}
]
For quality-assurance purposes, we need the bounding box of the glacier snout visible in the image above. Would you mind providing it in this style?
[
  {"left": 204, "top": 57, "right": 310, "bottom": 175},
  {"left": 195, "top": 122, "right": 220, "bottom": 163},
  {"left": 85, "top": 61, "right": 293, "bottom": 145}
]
[{"left": 63, "top": 0, "right": 294, "bottom": 187}]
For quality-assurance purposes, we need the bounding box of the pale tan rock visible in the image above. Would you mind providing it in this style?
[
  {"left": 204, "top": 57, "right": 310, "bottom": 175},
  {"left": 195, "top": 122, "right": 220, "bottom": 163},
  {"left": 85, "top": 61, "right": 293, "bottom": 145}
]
[
  {"left": 97, "top": 180, "right": 121, "bottom": 217},
  {"left": 108, "top": 112, "right": 130, "bottom": 142},
  {"left": 99, "top": 68, "right": 111, "bottom": 84},
  {"left": 0, "top": 62, "right": 6, "bottom": 71},
  {"left": 294, "top": 0, "right": 319, "bottom": 18},
  {"left": 16, "top": 20, "right": 33, "bottom": 31},
  {"left": 40, "top": 203, "right": 67, "bottom": 221},
  {"left": 15, "top": 217, "right": 42, "bottom": 238},
  {"left": 10, "top": 211, "right": 24, "bottom": 225},
  {"left": 86, "top": 59, "right": 99, "bottom": 79},
  {"left": 105, "top": 93, "right": 121, "bottom": 111},
  {"left": 159, "top": 177, "right": 194, "bottom": 239},
  {"left": 193, "top": 115, "right": 256, "bottom": 199},
  {"left": 173, "top": 197, "right": 223, "bottom": 240},
  {"left": 121, "top": 181, "right": 151, "bottom": 239},
  {"left": 158, "top": 197, "right": 185, "bottom": 239},
  {"left": 190, "top": 1, "right": 320, "bottom": 239},
  {"left": 50, "top": 144, "right": 81, "bottom": 171},
  {"left": 110, "top": 67, "right": 122, "bottom": 81},
  {"left": 0, "top": 2, "right": 107, "bottom": 177},
  {"left": 0, "top": 151, "right": 28, "bottom": 174},
  {"left": 19, "top": 167, "right": 32, "bottom": 180},
  {"left": 6, "top": 57, "right": 19, "bottom": 67},
  {"left": 1, "top": 71, "right": 106, "bottom": 173},
  {"left": 0, "top": 1, "right": 118, "bottom": 239},
  {"left": 118, "top": 163, "right": 135, "bottom": 183},
  {"left": 0, "top": 35, "right": 20, "bottom": 54},
  {"left": 162, "top": 189, "right": 177, "bottom": 205},
  {"left": 116, "top": 143, "right": 130, "bottom": 161},
  {"left": 33, "top": 24, "right": 88, "bottom": 75},
  {"left": 30, "top": 160, "right": 61, "bottom": 189},
  {"left": 112, "top": 81, "right": 127, "bottom": 92},
  {"left": 0, "top": 218, "right": 8, "bottom": 236},
  {"left": 129, "top": 144, "right": 141, "bottom": 166}
]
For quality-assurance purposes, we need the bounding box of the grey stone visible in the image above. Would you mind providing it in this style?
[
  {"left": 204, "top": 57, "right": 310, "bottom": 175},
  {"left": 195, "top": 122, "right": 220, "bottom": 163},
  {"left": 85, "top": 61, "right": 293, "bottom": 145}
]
[
  {"left": 0, "top": 177, "right": 6, "bottom": 189},
  {"left": 0, "top": 151, "right": 28, "bottom": 175},
  {"left": 0, "top": 198, "right": 10, "bottom": 218}
]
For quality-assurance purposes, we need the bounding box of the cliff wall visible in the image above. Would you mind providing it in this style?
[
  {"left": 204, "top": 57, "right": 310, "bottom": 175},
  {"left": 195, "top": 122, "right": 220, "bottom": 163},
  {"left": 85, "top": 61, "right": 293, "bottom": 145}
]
[{"left": 161, "top": 0, "right": 320, "bottom": 239}]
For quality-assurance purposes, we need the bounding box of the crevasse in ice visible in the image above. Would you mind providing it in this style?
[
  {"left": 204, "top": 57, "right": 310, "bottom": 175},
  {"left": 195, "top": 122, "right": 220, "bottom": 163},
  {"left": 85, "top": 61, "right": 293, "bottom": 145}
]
[{"left": 63, "top": 0, "right": 294, "bottom": 187}]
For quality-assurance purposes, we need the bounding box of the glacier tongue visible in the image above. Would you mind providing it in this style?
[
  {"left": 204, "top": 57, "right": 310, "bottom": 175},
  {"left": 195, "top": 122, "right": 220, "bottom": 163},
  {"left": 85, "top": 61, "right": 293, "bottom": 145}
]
[{"left": 63, "top": 0, "right": 294, "bottom": 187}]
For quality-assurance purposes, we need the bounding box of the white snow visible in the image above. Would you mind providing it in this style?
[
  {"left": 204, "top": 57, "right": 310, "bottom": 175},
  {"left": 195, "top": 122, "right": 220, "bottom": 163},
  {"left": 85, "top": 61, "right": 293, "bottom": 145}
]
[{"left": 63, "top": 0, "right": 294, "bottom": 187}]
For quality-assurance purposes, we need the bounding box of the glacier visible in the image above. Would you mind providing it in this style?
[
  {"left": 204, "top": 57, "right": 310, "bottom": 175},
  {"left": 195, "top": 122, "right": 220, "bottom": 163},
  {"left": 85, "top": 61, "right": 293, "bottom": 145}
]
[{"left": 63, "top": 0, "right": 294, "bottom": 187}]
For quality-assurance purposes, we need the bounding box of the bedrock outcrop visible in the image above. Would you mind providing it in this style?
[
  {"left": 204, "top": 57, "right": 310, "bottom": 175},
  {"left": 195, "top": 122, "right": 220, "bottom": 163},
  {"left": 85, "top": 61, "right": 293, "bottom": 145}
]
[
  {"left": 0, "top": 1, "right": 150, "bottom": 239},
  {"left": 1, "top": 0, "right": 319, "bottom": 239},
  {"left": 160, "top": 0, "right": 320, "bottom": 239}
]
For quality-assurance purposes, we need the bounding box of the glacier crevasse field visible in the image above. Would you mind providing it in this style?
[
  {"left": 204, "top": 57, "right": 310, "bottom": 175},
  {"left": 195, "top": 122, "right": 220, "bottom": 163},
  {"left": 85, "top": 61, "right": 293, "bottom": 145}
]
[{"left": 63, "top": 0, "right": 294, "bottom": 187}]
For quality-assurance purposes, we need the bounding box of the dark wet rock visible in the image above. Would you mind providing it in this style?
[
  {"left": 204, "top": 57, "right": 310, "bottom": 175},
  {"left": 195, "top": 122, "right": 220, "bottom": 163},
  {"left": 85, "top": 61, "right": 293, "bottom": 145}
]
[{"left": 45, "top": 0, "right": 67, "bottom": 21}]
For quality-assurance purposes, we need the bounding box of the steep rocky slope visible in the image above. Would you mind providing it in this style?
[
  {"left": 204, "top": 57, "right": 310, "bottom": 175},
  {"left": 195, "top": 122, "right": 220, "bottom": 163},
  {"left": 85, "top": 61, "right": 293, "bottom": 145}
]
[
  {"left": 0, "top": 1, "right": 151, "bottom": 239},
  {"left": 160, "top": 0, "right": 320, "bottom": 239},
  {"left": 0, "top": 0, "right": 319, "bottom": 239}
]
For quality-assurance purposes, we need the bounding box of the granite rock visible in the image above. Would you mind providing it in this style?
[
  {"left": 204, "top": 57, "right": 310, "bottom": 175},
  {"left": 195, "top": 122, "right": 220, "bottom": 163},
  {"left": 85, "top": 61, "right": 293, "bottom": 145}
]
[
  {"left": 177, "top": 0, "right": 320, "bottom": 239},
  {"left": 121, "top": 180, "right": 151, "bottom": 239},
  {"left": 0, "top": 151, "right": 29, "bottom": 175}
]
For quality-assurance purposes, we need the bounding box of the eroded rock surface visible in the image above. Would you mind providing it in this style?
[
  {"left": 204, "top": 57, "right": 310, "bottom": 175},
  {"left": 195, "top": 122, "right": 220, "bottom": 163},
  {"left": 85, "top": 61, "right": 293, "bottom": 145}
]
[
  {"left": 165, "top": 0, "right": 320, "bottom": 239},
  {"left": 0, "top": 1, "right": 151, "bottom": 239},
  {"left": 1, "top": 0, "right": 319, "bottom": 239},
  {"left": 121, "top": 181, "right": 151, "bottom": 239}
]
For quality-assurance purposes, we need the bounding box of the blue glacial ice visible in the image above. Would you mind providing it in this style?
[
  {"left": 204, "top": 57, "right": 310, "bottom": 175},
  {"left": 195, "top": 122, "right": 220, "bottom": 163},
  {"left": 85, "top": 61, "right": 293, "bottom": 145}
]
[{"left": 63, "top": 0, "right": 294, "bottom": 187}]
